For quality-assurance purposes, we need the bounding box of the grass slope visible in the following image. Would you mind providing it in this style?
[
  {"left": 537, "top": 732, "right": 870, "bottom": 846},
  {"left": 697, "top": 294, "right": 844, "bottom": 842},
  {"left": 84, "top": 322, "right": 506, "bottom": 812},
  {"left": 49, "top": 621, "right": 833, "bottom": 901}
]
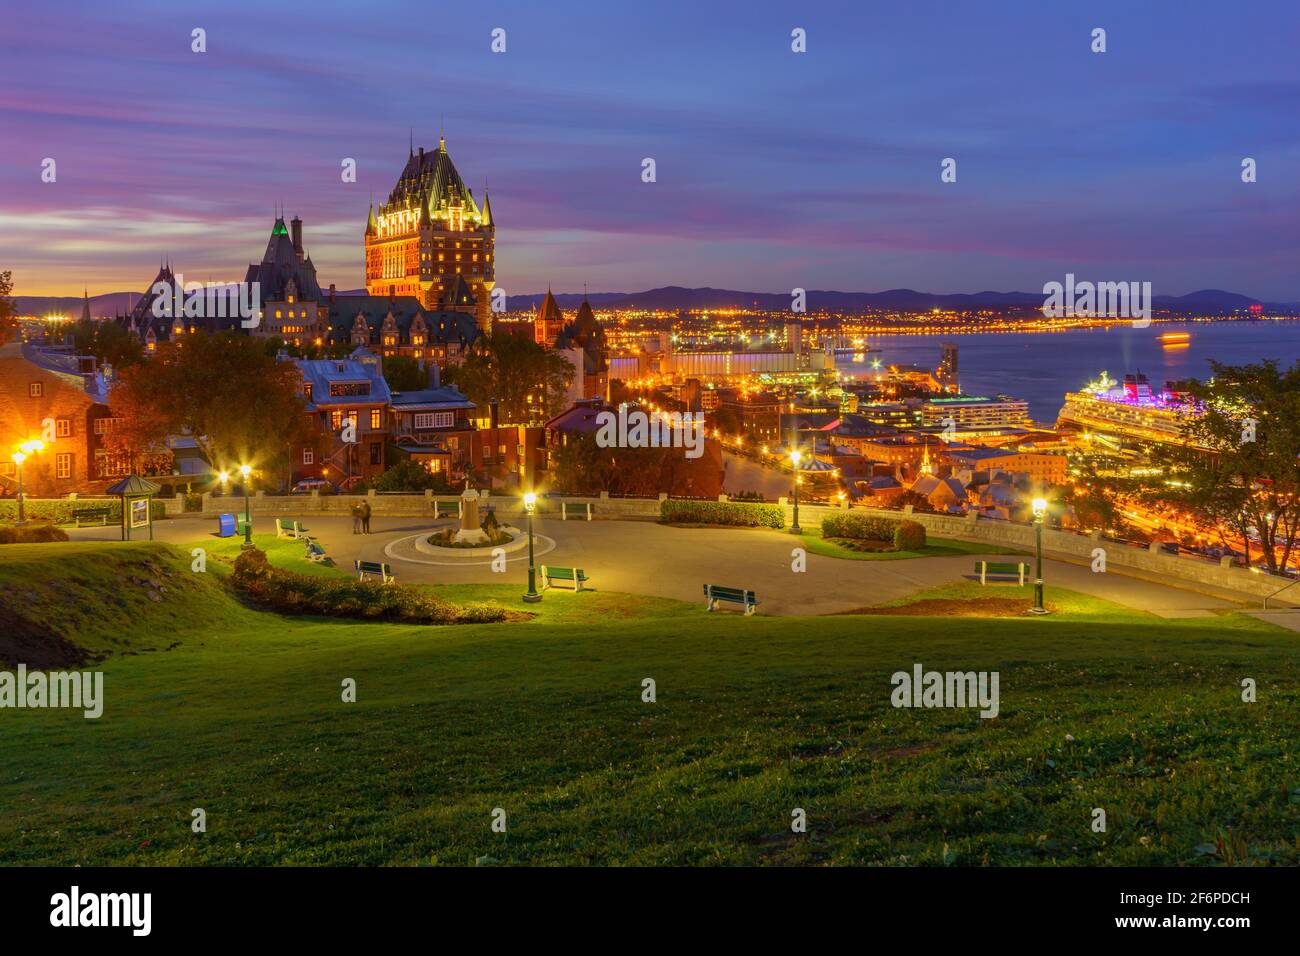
[
  {"left": 796, "top": 527, "right": 1023, "bottom": 561},
  {"left": 0, "top": 540, "right": 1297, "bottom": 866}
]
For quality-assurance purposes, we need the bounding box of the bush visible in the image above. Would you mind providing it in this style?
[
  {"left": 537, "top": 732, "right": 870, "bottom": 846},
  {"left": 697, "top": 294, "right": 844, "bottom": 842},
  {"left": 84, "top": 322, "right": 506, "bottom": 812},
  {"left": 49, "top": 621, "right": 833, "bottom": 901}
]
[
  {"left": 230, "top": 548, "right": 506, "bottom": 624},
  {"left": 660, "top": 499, "right": 784, "bottom": 528},
  {"left": 425, "top": 526, "right": 512, "bottom": 549},
  {"left": 893, "top": 519, "right": 926, "bottom": 551},
  {"left": 820, "top": 513, "right": 927, "bottom": 552},
  {"left": 0, "top": 523, "right": 70, "bottom": 544},
  {"left": 0, "top": 499, "right": 165, "bottom": 525}
]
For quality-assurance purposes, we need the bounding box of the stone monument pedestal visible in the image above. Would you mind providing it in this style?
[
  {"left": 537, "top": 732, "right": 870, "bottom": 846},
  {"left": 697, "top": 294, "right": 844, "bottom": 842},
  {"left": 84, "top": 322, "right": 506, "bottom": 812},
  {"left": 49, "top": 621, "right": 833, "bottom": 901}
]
[{"left": 453, "top": 488, "right": 490, "bottom": 544}]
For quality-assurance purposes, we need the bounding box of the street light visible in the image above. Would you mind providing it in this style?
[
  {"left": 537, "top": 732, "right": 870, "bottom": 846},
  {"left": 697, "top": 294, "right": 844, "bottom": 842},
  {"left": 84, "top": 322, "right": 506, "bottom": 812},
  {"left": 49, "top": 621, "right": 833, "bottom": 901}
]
[
  {"left": 1031, "top": 496, "right": 1049, "bottom": 614},
  {"left": 12, "top": 440, "right": 44, "bottom": 525},
  {"left": 790, "top": 448, "right": 803, "bottom": 534},
  {"left": 239, "top": 464, "right": 253, "bottom": 548},
  {"left": 522, "top": 491, "right": 541, "bottom": 603}
]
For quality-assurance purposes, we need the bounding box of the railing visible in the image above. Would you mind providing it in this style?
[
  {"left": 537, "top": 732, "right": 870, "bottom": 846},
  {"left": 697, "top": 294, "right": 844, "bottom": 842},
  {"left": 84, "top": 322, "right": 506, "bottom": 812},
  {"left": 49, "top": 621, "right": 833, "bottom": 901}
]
[{"left": 1264, "top": 577, "right": 1300, "bottom": 609}]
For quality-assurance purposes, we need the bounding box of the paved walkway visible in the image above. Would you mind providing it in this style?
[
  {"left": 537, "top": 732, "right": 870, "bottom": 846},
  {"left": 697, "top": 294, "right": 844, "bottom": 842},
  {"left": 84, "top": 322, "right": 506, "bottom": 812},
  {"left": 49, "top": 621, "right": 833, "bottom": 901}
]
[{"left": 66, "top": 513, "right": 1244, "bottom": 618}]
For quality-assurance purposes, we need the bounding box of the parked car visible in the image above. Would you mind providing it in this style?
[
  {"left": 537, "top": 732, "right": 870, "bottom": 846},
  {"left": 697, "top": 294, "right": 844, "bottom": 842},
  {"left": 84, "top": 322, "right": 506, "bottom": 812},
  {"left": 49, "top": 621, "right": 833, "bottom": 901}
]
[{"left": 290, "top": 478, "right": 335, "bottom": 495}]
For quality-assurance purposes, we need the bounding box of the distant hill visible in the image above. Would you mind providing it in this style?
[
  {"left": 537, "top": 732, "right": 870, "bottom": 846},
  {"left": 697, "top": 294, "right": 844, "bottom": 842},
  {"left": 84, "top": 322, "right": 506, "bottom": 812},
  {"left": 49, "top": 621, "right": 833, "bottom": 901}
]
[{"left": 13, "top": 286, "right": 1297, "bottom": 318}]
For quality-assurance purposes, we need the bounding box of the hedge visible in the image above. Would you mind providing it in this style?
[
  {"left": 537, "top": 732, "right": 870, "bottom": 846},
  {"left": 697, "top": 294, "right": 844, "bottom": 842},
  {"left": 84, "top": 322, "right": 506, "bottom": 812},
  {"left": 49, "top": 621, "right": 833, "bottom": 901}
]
[
  {"left": 820, "top": 513, "right": 927, "bottom": 551},
  {"left": 0, "top": 499, "right": 166, "bottom": 525},
  {"left": 230, "top": 548, "right": 506, "bottom": 624},
  {"left": 659, "top": 499, "right": 784, "bottom": 528}
]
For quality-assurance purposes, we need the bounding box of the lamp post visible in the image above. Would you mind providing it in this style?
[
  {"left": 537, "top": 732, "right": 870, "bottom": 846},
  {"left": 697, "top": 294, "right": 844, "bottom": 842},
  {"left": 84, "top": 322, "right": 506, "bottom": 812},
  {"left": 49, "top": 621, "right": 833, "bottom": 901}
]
[
  {"left": 240, "top": 464, "right": 252, "bottom": 548},
  {"left": 1031, "top": 496, "right": 1049, "bottom": 614},
  {"left": 790, "top": 448, "right": 803, "bottom": 534},
  {"left": 522, "top": 491, "right": 541, "bottom": 603},
  {"left": 12, "top": 440, "right": 44, "bottom": 525}
]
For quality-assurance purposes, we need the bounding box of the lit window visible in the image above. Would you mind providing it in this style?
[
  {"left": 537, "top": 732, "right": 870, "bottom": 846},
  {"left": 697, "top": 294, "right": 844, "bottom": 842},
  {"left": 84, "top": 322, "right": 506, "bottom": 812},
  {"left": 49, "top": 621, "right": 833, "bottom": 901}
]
[
  {"left": 370, "top": 408, "right": 382, "bottom": 430},
  {"left": 56, "top": 418, "right": 72, "bottom": 437},
  {"left": 55, "top": 453, "right": 72, "bottom": 479}
]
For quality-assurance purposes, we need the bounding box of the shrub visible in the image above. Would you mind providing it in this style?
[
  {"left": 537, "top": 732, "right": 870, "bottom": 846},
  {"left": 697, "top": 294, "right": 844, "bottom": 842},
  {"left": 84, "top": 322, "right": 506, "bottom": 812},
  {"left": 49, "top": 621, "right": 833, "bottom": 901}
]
[
  {"left": 481, "top": 510, "right": 500, "bottom": 534},
  {"left": 819, "top": 513, "right": 928, "bottom": 552},
  {"left": 660, "top": 499, "right": 784, "bottom": 528},
  {"left": 0, "top": 523, "right": 70, "bottom": 544},
  {"left": 426, "top": 526, "right": 512, "bottom": 549},
  {"left": 0, "top": 499, "right": 165, "bottom": 524},
  {"left": 230, "top": 548, "right": 506, "bottom": 624},
  {"left": 893, "top": 519, "right": 926, "bottom": 551}
]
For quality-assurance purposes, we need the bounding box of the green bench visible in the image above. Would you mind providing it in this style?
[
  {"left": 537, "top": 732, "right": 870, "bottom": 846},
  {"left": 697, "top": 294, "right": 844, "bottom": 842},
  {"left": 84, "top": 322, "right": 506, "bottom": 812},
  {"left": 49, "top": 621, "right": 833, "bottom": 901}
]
[
  {"left": 540, "top": 565, "right": 588, "bottom": 591},
  {"left": 355, "top": 560, "right": 395, "bottom": 583},
  {"left": 72, "top": 507, "right": 111, "bottom": 527},
  {"left": 276, "top": 518, "right": 307, "bottom": 539},
  {"left": 305, "top": 540, "right": 328, "bottom": 563},
  {"left": 975, "top": 560, "right": 1028, "bottom": 585},
  {"left": 704, "top": 584, "right": 758, "bottom": 615}
]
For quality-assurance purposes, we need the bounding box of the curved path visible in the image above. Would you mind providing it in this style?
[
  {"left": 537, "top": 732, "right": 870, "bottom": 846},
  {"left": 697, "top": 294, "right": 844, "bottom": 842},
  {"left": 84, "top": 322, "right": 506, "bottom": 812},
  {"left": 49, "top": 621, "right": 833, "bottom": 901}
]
[{"left": 67, "top": 513, "right": 1241, "bottom": 617}]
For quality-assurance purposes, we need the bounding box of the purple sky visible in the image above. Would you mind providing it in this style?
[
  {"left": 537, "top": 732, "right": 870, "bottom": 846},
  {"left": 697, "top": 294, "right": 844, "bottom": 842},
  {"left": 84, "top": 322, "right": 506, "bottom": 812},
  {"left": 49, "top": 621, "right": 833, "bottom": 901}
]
[{"left": 2, "top": 0, "right": 1298, "bottom": 300}]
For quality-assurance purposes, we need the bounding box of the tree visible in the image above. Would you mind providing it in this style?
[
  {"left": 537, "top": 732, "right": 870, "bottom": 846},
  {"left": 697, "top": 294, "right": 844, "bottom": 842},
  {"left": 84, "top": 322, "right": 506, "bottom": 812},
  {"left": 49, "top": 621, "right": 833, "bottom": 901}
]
[
  {"left": 68, "top": 318, "right": 144, "bottom": 370},
  {"left": 361, "top": 459, "right": 454, "bottom": 493},
  {"left": 450, "top": 331, "right": 574, "bottom": 424},
  {"left": 381, "top": 355, "right": 427, "bottom": 392},
  {"left": 105, "top": 331, "right": 312, "bottom": 486},
  {"left": 892, "top": 489, "right": 936, "bottom": 513},
  {"left": 0, "top": 271, "right": 17, "bottom": 341},
  {"left": 1152, "top": 359, "right": 1300, "bottom": 572}
]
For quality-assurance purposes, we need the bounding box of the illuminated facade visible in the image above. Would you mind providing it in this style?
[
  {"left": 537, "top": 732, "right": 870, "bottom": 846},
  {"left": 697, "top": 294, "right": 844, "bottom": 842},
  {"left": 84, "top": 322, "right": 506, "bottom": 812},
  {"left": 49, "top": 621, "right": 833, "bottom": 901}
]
[{"left": 364, "top": 137, "right": 495, "bottom": 333}]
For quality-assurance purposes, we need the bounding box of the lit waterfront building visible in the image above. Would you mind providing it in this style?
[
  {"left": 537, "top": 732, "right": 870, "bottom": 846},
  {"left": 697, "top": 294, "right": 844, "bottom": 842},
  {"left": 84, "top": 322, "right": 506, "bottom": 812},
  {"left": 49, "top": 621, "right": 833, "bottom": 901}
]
[{"left": 921, "top": 395, "right": 1031, "bottom": 429}]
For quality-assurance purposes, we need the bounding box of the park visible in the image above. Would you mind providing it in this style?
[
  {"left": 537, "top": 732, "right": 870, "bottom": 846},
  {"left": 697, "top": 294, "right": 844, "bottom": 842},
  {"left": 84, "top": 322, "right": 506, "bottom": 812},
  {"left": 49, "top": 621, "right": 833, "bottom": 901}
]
[{"left": 2, "top": 491, "right": 1298, "bottom": 866}]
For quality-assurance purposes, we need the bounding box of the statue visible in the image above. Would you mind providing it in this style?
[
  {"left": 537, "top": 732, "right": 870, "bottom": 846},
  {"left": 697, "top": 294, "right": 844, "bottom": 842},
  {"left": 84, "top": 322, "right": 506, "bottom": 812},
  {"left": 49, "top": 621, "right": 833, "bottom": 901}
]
[{"left": 454, "top": 487, "right": 489, "bottom": 544}]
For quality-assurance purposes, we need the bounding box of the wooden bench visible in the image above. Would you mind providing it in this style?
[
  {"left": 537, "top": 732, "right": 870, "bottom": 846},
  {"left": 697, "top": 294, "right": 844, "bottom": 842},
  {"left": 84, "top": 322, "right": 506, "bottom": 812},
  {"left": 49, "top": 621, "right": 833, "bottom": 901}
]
[
  {"left": 975, "top": 560, "right": 1028, "bottom": 585},
  {"left": 72, "top": 507, "right": 111, "bottom": 527},
  {"left": 276, "top": 518, "right": 307, "bottom": 539},
  {"left": 355, "top": 560, "right": 395, "bottom": 583},
  {"left": 704, "top": 584, "right": 758, "bottom": 615},
  {"left": 540, "top": 565, "right": 588, "bottom": 591},
  {"left": 305, "top": 540, "right": 328, "bottom": 563}
]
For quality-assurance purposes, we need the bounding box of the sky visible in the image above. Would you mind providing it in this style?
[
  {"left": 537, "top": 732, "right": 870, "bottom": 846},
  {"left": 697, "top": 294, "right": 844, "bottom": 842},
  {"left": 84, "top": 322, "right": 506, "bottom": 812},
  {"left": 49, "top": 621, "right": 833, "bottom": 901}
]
[{"left": 2, "top": 0, "right": 1298, "bottom": 300}]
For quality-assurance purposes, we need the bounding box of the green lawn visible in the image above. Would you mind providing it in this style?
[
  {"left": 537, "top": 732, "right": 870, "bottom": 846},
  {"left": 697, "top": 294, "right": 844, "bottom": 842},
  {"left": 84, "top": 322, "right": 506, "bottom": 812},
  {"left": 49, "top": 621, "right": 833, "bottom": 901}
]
[
  {"left": 1, "top": 540, "right": 1298, "bottom": 866},
  {"left": 796, "top": 527, "right": 1024, "bottom": 561}
]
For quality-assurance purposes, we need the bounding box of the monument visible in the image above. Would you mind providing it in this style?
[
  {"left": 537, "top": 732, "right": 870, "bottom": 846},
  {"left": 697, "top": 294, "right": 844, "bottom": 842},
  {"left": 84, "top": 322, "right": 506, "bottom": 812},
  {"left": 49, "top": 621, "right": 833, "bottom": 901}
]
[{"left": 453, "top": 488, "right": 489, "bottom": 545}]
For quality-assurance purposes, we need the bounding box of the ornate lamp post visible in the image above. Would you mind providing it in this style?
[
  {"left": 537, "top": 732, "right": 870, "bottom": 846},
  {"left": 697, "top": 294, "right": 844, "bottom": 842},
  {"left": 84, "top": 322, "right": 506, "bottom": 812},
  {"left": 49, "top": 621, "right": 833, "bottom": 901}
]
[
  {"left": 12, "top": 439, "right": 44, "bottom": 525},
  {"left": 790, "top": 448, "right": 803, "bottom": 534},
  {"left": 240, "top": 464, "right": 253, "bottom": 548},
  {"left": 522, "top": 491, "right": 541, "bottom": 603},
  {"left": 1031, "top": 496, "right": 1049, "bottom": 614}
]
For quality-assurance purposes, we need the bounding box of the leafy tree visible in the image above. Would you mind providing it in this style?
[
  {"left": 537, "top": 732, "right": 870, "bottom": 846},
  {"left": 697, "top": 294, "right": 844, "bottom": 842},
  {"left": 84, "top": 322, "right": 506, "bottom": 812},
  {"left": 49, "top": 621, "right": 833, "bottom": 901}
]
[
  {"left": 381, "top": 355, "right": 427, "bottom": 392},
  {"left": 105, "top": 331, "right": 312, "bottom": 485},
  {"left": 68, "top": 318, "right": 144, "bottom": 369},
  {"left": 361, "top": 459, "right": 454, "bottom": 493},
  {"left": 1148, "top": 360, "right": 1300, "bottom": 571},
  {"left": 451, "top": 331, "right": 574, "bottom": 425},
  {"left": 892, "top": 489, "right": 936, "bottom": 513}
]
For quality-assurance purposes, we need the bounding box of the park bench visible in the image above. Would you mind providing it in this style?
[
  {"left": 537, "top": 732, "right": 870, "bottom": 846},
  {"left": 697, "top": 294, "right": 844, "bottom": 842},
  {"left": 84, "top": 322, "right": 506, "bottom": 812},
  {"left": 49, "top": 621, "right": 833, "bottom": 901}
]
[
  {"left": 704, "top": 584, "right": 758, "bottom": 615},
  {"left": 72, "top": 507, "right": 111, "bottom": 527},
  {"left": 276, "top": 518, "right": 307, "bottom": 539},
  {"left": 974, "top": 560, "right": 1028, "bottom": 585},
  {"left": 433, "top": 501, "right": 460, "bottom": 518},
  {"left": 540, "top": 565, "right": 588, "bottom": 592},
  {"left": 355, "top": 560, "right": 395, "bottom": 584},
  {"left": 305, "top": 539, "right": 328, "bottom": 563}
]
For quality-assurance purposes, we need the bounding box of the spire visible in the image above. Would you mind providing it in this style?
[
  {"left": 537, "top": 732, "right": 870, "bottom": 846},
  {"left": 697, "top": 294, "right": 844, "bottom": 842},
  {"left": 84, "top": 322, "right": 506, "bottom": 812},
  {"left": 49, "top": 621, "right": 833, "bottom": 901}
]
[
  {"left": 366, "top": 194, "right": 378, "bottom": 237},
  {"left": 81, "top": 288, "right": 92, "bottom": 323},
  {"left": 409, "top": 128, "right": 414, "bottom": 157},
  {"left": 481, "top": 189, "right": 493, "bottom": 228}
]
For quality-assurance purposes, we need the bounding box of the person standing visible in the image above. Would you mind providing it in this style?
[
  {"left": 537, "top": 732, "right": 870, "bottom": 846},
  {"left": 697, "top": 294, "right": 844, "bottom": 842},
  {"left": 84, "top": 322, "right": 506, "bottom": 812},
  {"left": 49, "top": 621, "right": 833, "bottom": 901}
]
[
  {"left": 350, "top": 502, "right": 361, "bottom": 535},
  {"left": 360, "top": 499, "right": 372, "bottom": 535}
]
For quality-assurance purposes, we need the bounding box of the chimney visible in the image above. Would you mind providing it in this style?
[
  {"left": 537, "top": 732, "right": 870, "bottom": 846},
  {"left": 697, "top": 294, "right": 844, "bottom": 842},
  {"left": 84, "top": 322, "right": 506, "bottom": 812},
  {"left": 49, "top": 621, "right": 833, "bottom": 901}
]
[
  {"left": 428, "top": 362, "right": 441, "bottom": 389},
  {"left": 489, "top": 398, "right": 500, "bottom": 430},
  {"left": 291, "top": 216, "right": 303, "bottom": 260},
  {"left": 329, "top": 283, "right": 336, "bottom": 306}
]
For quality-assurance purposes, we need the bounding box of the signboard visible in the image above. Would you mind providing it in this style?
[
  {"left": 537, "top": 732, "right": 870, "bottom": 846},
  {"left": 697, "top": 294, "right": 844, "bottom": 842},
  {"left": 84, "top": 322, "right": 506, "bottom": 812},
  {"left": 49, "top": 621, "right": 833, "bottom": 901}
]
[{"left": 130, "top": 497, "right": 149, "bottom": 529}]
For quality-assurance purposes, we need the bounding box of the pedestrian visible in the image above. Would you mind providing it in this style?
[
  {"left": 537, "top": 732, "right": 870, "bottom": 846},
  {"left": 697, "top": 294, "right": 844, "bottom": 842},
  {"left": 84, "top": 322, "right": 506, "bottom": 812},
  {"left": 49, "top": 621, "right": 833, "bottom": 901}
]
[
  {"left": 350, "top": 503, "right": 361, "bottom": 535},
  {"left": 360, "top": 499, "right": 372, "bottom": 535}
]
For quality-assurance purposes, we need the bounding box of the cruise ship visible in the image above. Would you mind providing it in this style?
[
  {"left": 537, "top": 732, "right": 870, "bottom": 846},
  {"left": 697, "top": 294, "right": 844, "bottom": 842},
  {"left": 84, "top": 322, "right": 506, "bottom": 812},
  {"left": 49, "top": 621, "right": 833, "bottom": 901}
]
[{"left": 1057, "top": 371, "right": 1202, "bottom": 449}]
